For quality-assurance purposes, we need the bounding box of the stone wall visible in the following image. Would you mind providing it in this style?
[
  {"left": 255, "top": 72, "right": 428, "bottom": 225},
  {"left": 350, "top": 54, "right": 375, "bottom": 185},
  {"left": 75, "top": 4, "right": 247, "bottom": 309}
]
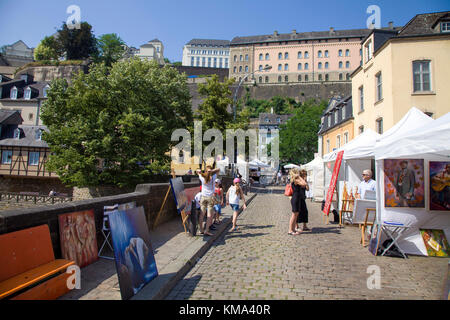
[
  {"left": 0, "top": 180, "right": 200, "bottom": 259},
  {"left": 0, "top": 176, "right": 72, "bottom": 196},
  {"left": 15, "top": 63, "right": 89, "bottom": 83}
]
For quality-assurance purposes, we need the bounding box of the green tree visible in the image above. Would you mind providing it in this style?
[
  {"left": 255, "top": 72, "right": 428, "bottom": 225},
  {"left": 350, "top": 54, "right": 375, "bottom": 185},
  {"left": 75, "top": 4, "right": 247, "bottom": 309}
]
[
  {"left": 34, "top": 36, "right": 62, "bottom": 61},
  {"left": 56, "top": 21, "right": 98, "bottom": 60},
  {"left": 279, "top": 99, "right": 327, "bottom": 164},
  {"left": 41, "top": 58, "right": 193, "bottom": 188},
  {"left": 96, "top": 33, "right": 125, "bottom": 66}
]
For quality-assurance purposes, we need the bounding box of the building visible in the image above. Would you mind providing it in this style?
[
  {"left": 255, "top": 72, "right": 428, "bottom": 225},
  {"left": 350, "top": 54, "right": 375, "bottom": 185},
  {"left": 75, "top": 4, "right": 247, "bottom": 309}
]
[
  {"left": 0, "top": 74, "right": 49, "bottom": 126},
  {"left": 318, "top": 95, "right": 354, "bottom": 156},
  {"left": 0, "top": 110, "right": 54, "bottom": 178},
  {"left": 133, "top": 39, "right": 165, "bottom": 64},
  {"left": 351, "top": 11, "right": 450, "bottom": 137},
  {"left": 229, "top": 26, "right": 402, "bottom": 85},
  {"left": 0, "top": 40, "right": 34, "bottom": 67},
  {"left": 182, "top": 39, "right": 230, "bottom": 69}
]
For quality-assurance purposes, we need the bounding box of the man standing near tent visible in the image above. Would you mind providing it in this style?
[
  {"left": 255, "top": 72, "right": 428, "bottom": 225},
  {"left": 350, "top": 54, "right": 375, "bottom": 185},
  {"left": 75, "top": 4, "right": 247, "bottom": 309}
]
[
  {"left": 355, "top": 169, "right": 376, "bottom": 199},
  {"left": 395, "top": 160, "right": 416, "bottom": 206}
]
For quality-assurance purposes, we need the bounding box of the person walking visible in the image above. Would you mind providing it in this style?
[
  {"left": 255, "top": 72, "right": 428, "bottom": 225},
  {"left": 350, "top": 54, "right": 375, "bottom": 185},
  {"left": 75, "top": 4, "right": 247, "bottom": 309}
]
[
  {"left": 196, "top": 165, "right": 220, "bottom": 236},
  {"left": 213, "top": 179, "right": 224, "bottom": 224},
  {"left": 226, "top": 178, "right": 247, "bottom": 232},
  {"left": 288, "top": 168, "right": 309, "bottom": 235}
]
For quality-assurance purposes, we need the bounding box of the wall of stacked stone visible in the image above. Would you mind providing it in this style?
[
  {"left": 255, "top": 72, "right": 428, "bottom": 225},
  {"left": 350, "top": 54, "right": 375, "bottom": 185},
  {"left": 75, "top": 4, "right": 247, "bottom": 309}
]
[
  {"left": 0, "top": 180, "right": 200, "bottom": 259},
  {"left": 0, "top": 176, "right": 73, "bottom": 195}
]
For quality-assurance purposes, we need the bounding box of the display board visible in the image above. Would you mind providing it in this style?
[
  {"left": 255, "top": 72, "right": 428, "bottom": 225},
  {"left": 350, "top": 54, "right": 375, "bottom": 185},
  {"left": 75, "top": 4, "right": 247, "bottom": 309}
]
[
  {"left": 58, "top": 209, "right": 98, "bottom": 268},
  {"left": 108, "top": 206, "right": 158, "bottom": 300},
  {"left": 323, "top": 151, "right": 344, "bottom": 216},
  {"left": 170, "top": 177, "right": 190, "bottom": 214}
]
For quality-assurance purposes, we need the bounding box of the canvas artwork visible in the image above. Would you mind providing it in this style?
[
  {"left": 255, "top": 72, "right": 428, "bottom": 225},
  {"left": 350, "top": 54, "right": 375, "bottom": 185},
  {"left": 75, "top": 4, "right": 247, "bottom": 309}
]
[
  {"left": 384, "top": 159, "right": 425, "bottom": 208},
  {"left": 420, "top": 229, "right": 450, "bottom": 257},
  {"left": 58, "top": 210, "right": 98, "bottom": 268},
  {"left": 429, "top": 161, "right": 450, "bottom": 211},
  {"left": 108, "top": 206, "right": 158, "bottom": 300},
  {"left": 170, "top": 177, "right": 190, "bottom": 214},
  {"left": 368, "top": 224, "right": 382, "bottom": 256}
]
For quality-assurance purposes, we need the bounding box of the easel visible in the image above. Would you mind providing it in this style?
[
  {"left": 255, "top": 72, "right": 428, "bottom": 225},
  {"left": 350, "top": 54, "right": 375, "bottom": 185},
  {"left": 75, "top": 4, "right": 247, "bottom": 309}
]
[
  {"left": 361, "top": 208, "right": 376, "bottom": 247},
  {"left": 339, "top": 182, "right": 354, "bottom": 227},
  {"left": 153, "top": 169, "right": 189, "bottom": 233}
]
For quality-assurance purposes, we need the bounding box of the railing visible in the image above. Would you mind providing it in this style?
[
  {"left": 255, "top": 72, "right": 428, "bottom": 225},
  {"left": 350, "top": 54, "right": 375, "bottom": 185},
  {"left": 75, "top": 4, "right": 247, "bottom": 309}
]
[{"left": 0, "top": 192, "right": 73, "bottom": 204}]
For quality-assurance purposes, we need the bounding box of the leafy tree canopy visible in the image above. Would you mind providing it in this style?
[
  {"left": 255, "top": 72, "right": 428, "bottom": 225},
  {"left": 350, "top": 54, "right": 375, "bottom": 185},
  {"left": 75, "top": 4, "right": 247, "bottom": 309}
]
[
  {"left": 41, "top": 58, "right": 193, "bottom": 188},
  {"left": 96, "top": 33, "right": 126, "bottom": 66},
  {"left": 245, "top": 95, "right": 300, "bottom": 117},
  {"left": 56, "top": 21, "right": 98, "bottom": 60},
  {"left": 279, "top": 99, "right": 327, "bottom": 165},
  {"left": 34, "top": 36, "right": 62, "bottom": 61}
]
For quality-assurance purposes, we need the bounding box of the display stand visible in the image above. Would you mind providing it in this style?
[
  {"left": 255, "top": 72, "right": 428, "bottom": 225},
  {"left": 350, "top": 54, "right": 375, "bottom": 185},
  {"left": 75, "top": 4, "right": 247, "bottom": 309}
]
[
  {"left": 380, "top": 222, "right": 409, "bottom": 259},
  {"left": 361, "top": 208, "right": 376, "bottom": 247},
  {"left": 339, "top": 199, "right": 354, "bottom": 227},
  {"left": 98, "top": 205, "right": 118, "bottom": 260}
]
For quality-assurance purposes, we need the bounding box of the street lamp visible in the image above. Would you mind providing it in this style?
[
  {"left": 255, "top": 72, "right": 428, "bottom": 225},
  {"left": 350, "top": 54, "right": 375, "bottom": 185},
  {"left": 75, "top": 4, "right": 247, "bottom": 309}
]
[{"left": 231, "top": 65, "right": 272, "bottom": 176}]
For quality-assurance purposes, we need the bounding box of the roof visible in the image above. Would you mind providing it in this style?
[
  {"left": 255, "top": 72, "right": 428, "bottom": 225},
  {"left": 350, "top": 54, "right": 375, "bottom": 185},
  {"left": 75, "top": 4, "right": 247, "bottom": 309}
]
[
  {"left": 258, "top": 113, "right": 293, "bottom": 126},
  {"left": 0, "top": 110, "right": 23, "bottom": 125},
  {"left": 149, "top": 38, "right": 162, "bottom": 43},
  {"left": 399, "top": 11, "right": 450, "bottom": 36},
  {"left": 186, "top": 39, "right": 231, "bottom": 47},
  {"left": 0, "top": 79, "right": 49, "bottom": 100},
  {"left": 0, "top": 125, "right": 49, "bottom": 148},
  {"left": 231, "top": 28, "right": 374, "bottom": 45}
]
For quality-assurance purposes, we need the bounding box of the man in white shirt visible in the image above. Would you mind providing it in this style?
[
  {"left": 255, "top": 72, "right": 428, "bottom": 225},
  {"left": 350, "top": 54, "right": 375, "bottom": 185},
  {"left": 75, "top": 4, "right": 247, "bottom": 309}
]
[{"left": 356, "top": 169, "right": 376, "bottom": 199}]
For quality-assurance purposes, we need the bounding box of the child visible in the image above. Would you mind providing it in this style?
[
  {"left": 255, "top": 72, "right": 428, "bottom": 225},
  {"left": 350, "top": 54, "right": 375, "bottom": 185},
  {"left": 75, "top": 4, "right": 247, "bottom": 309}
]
[
  {"left": 226, "top": 178, "right": 247, "bottom": 232},
  {"left": 213, "top": 179, "right": 224, "bottom": 224}
]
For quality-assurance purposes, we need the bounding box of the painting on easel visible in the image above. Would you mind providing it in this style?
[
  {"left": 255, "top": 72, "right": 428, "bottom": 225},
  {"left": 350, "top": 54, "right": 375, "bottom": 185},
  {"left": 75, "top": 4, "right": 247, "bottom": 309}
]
[{"left": 170, "top": 177, "right": 190, "bottom": 214}]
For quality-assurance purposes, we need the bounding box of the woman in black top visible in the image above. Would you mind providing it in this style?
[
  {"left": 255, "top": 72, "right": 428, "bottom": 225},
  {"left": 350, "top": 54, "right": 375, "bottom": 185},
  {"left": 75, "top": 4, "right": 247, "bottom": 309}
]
[{"left": 288, "top": 169, "right": 309, "bottom": 235}]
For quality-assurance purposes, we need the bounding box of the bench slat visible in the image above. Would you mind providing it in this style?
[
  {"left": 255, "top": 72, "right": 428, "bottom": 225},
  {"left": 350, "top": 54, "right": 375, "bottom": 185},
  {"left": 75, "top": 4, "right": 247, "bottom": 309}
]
[{"left": 0, "top": 259, "right": 74, "bottom": 299}]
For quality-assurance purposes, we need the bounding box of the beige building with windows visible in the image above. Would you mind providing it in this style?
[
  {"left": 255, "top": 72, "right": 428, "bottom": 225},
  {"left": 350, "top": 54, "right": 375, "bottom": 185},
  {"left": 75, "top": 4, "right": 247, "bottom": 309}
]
[{"left": 351, "top": 11, "right": 450, "bottom": 137}]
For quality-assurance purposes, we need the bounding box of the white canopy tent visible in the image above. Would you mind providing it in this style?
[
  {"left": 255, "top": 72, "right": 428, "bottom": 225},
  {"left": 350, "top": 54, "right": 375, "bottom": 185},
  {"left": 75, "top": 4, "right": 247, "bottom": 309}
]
[
  {"left": 374, "top": 111, "right": 450, "bottom": 256},
  {"left": 302, "top": 155, "right": 324, "bottom": 201},
  {"left": 284, "top": 163, "right": 301, "bottom": 169}
]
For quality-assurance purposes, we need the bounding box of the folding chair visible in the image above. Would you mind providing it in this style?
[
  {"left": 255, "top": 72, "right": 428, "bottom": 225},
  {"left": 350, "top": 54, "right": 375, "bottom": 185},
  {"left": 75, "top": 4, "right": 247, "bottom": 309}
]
[
  {"left": 380, "top": 222, "right": 409, "bottom": 259},
  {"left": 361, "top": 208, "right": 376, "bottom": 247},
  {"left": 98, "top": 205, "right": 117, "bottom": 260}
]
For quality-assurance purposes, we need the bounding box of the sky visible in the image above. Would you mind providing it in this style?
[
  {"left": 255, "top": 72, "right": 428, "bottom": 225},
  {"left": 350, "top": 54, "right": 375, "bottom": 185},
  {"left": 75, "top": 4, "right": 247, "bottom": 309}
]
[{"left": 0, "top": 0, "right": 449, "bottom": 62}]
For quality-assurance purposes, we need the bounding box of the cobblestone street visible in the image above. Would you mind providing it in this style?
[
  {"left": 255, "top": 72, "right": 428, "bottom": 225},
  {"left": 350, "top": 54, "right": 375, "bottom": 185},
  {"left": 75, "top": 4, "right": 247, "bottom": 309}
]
[{"left": 167, "top": 187, "right": 449, "bottom": 300}]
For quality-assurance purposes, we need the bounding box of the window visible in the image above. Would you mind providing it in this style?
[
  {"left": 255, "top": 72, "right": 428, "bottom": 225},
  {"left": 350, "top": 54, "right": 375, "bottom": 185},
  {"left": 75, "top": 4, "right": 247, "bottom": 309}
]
[
  {"left": 325, "top": 50, "right": 329, "bottom": 58},
  {"left": 413, "top": 60, "right": 431, "bottom": 92},
  {"left": 239, "top": 55, "right": 243, "bottom": 61},
  {"left": 233, "top": 66, "right": 237, "bottom": 73},
  {"left": 284, "top": 52, "right": 289, "bottom": 59},
  {"left": 259, "top": 76, "right": 262, "bottom": 83},
  {"left": 245, "top": 65, "right": 249, "bottom": 72},
  {"left": 325, "top": 62, "right": 329, "bottom": 69},
  {"left": 339, "top": 61, "right": 343, "bottom": 69},
  {"left": 35, "top": 129, "right": 42, "bottom": 140},
  {"left": 441, "top": 22, "right": 450, "bottom": 32},
  {"left": 376, "top": 72, "right": 382, "bottom": 101},
  {"left": 359, "top": 86, "right": 364, "bottom": 111},
  {"left": 214, "top": 57, "right": 217, "bottom": 67},
  {"left": 239, "top": 66, "right": 242, "bottom": 72},
  {"left": 245, "top": 54, "right": 249, "bottom": 61},
  {"left": 265, "top": 53, "right": 270, "bottom": 60},
  {"left": 225, "top": 58, "right": 228, "bottom": 68},
  {"left": 318, "top": 51, "right": 322, "bottom": 58},
  {"left": 376, "top": 118, "right": 383, "bottom": 134},
  {"left": 305, "top": 74, "right": 308, "bottom": 81},
  {"left": 278, "top": 52, "right": 282, "bottom": 59},
  {"left": 208, "top": 57, "right": 212, "bottom": 67},
  {"left": 297, "top": 63, "right": 302, "bottom": 70},
  {"left": 298, "top": 74, "right": 302, "bottom": 82},
  {"left": 219, "top": 58, "right": 223, "bottom": 68},
  {"left": 338, "top": 49, "right": 342, "bottom": 57},
  {"left": 14, "top": 128, "right": 21, "bottom": 139},
  {"left": 284, "top": 64, "right": 288, "bottom": 71},
  {"left": 346, "top": 61, "right": 350, "bottom": 69},
  {"left": 336, "top": 135, "right": 341, "bottom": 148},
  {"left": 259, "top": 53, "right": 263, "bottom": 60},
  {"left": 277, "top": 117, "right": 281, "bottom": 123},
  {"left": 318, "top": 74, "right": 323, "bottom": 81},
  {"left": 28, "top": 152, "right": 40, "bottom": 166},
  {"left": 285, "top": 75, "right": 288, "bottom": 82},
  {"left": 190, "top": 57, "right": 195, "bottom": 66},
  {"left": 233, "top": 55, "right": 237, "bottom": 62},
  {"left": 1, "top": 150, "right": 12, "bottom": 164},
  {"left": 278, "top": 64, "right": 282, "bottom": 71},
  {"left": 265, "top": 76, "right": 269, "bottom": 83},
  {"left": 28, "top": 113, "right": 33, "bottom": 121},
  {"left": 304, "top": 63, "right": 309, "bottom": 70},
  {"left": 304, "top": 51, "right": 309, "bottom": 58},
  {"left": 298, "top": 51, "right": 302, "bottom": 59},
  {"left": 278, "top": 76, "right": 282, "bottom": 83},
  {"left": 24, "top": 87, "right": 31, "bottom": 100},
  {"left": 359, "top": 125, "right": 364, "bottom": 134},
  {"left": 196, "top": 57, "right": 200, "bottom": 66},
  {"left": 259, "top": 65, "right": 263, "bottom": 71},
  {"left": 345, "top": 49, "right": 350, "bottom": 57},
  {"left": 10, "top": 86, "right": 18, "bottom": 99},
  {"left": 202, "top": 57, "right": 206, "bottom": 67},
  {"left": 326, "top": 139, "right": 330, "bottom": 153},
  {"left": 365, "top": 40, "right": 373, "bottom": 62},
  {"left": 334, "top": 110, "right": 339, "bottom": 123},
  {"left": 325, "top": 74, "right": 329, "bottom": 81},
  {"left": 346, "top": 73, "right": 350, "bottom": 80},
  {"left": 318, "top": 62, "right": 322, "bottom": 69},
  {"left": 339, "top": 73, "right": 343, "bottom": 81},
  {"left": 344, "top": 132, "right": 349, "bottom": 144}
]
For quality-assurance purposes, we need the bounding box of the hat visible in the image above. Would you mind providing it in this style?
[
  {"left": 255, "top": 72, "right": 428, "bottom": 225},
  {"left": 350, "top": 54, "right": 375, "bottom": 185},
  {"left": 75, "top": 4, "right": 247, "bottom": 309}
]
[
  {"left": 233, "top": 178, "right": 240, "bottom": 184},
  {"left": 215, "top": 178, "right": 221, "bottom": 183}
]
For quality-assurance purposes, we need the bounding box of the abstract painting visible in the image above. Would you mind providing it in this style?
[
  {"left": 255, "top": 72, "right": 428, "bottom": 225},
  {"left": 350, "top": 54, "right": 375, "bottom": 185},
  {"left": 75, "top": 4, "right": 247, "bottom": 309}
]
[{"left": 384, "top": 159, "right": 424, "bottom": 208}]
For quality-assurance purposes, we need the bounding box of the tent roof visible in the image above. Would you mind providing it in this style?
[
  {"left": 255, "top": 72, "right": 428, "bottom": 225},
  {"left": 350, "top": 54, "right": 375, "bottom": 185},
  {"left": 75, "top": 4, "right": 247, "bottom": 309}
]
[
  {"left": 375, "top": 112, "right": 450, "bottom": 159},
  {"left": 302, "top": 156, "right": 323, "bottom": 170}
]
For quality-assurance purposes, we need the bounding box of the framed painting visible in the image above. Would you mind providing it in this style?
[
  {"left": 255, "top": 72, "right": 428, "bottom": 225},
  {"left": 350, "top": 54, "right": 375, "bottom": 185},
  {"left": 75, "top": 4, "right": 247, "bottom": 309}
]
[
  {"left": 384, "top": 159, "right": 424, "bottom": 208},
  {"left": 429, "top": 161, "right": 450, "bottom": 211},
  {"left": 420, "top": 229, "right": 449, "bottom": 257}
]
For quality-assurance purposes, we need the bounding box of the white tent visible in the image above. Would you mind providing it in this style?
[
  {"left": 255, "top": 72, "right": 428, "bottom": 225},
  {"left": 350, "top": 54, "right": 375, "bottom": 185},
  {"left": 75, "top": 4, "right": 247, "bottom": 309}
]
[
  {"left": 302, "top": 155, "right": 324, "bottom": 201},
  {"left": 248, "top": 159, "right": 271, "bottom": 168},
  {"left": 374, "top": 111, "right": 450, "bottom": 256},
  {"left": 284, "top": 163, "right": 300, "bottom": 169}
]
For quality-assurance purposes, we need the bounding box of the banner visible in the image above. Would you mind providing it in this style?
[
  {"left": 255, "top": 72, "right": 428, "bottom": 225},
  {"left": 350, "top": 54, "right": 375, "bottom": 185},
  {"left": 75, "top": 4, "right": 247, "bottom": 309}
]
[{"left": 323, "top": 150, "right": 344, "bottom": 216}]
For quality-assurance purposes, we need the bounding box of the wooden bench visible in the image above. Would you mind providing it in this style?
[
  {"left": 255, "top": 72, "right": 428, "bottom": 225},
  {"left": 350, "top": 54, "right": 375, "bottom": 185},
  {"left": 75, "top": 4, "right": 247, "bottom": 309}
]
[{"left": 0, "top": 225, "right": 75, "bottom": 300}]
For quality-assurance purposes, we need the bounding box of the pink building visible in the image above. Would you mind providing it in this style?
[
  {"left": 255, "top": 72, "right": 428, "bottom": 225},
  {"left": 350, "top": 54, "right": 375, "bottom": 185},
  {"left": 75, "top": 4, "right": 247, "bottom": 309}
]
[{"left": 230, "top": 27, "right": 396, "bottom": 84}]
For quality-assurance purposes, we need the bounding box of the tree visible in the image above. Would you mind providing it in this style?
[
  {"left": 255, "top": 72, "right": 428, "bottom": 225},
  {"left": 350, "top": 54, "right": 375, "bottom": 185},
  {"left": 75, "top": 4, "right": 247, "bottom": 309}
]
[
  {"left": 96, "top": 33, "right": 126, "bottom": 66},
  {"left": 40, "top": 58, "right": 193, "bottom": 188},
  {"left": 34, "top": 36, "right": 62, "bottom": 61},
  {"left": 279, "top": 99, "right": 327, "bottom": 165},
  {"left": 56, "top": 21, "right": 98, "bottom": 60}
]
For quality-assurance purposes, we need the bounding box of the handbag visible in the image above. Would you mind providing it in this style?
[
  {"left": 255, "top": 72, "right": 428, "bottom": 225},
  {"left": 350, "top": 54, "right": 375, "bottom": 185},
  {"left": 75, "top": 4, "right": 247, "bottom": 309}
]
[{"left": 284, "top": 183, "right": 293, "bottom": 197}]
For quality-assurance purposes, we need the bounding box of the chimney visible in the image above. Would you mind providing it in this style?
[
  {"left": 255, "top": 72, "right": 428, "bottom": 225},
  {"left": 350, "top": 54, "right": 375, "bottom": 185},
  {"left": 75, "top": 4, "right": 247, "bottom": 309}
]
[
  {"left": 273, "top": 30, "right": 278, "bottom": 37},
  {"left": 329, "top": 27, "right": 335, "bottom": 35},
  {"left": 388, "top": 21, "right": 394, "bottom": 30},
  {"left": 292, "top": 29, "right": 297, "bottom": 35}
]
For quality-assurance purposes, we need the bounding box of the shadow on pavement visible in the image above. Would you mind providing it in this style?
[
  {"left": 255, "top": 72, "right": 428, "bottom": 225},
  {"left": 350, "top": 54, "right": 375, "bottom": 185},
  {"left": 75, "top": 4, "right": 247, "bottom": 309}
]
[
  {"left": 239, "top": 223, "right": 274, "bottom": 230},
  {"left": 165, "top": 274, "right": 203, "bottom": 300},
  {"left": 307, "top": 227, "right": 342, "bottom": 234}
]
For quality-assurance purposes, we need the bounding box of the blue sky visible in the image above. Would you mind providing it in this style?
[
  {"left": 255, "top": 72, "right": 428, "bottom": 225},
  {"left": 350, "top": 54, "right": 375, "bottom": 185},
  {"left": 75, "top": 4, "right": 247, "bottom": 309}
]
[{"left": 0, "top": 0, "right": 448, "bottom": 62}]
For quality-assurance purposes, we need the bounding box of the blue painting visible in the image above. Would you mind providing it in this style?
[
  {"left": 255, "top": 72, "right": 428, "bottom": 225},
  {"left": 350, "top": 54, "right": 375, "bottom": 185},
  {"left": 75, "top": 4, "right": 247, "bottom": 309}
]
[
  {"left": 170, "top": 177, "right": 191, "bottom": 214},
  {"left": 108, "top": 206, "right": 158, "bottom": 300}
]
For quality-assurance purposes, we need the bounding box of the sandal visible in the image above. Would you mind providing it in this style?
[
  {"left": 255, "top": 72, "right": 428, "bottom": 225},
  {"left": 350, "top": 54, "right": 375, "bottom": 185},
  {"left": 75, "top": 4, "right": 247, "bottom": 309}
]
[
  {"left": 303, "top": 227, "right": 311, "bottom": 231},
  {"left": 288, "top": 231, "right": 300, "bottom": 235}
]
